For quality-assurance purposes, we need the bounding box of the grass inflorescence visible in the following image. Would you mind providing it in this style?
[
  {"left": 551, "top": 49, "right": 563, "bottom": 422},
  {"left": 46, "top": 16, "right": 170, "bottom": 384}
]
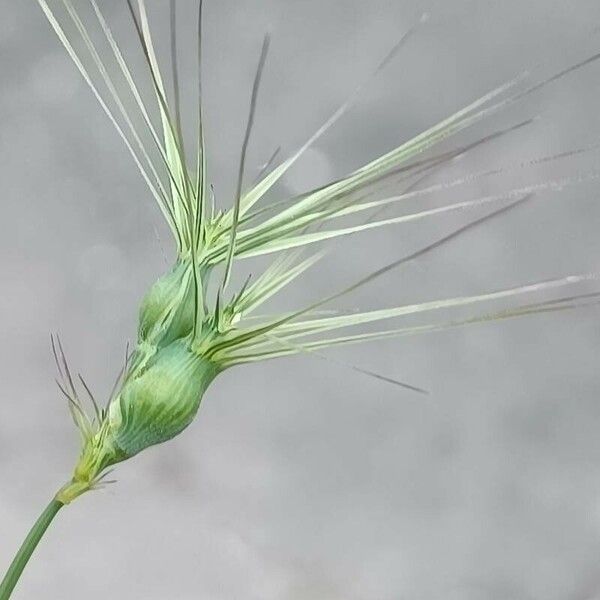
[
  {"left": 34, "top": 0, "right": 600, "bottom": 504},
  {"left": 1, "top": 1, "right": 600, "bottom": 598}
]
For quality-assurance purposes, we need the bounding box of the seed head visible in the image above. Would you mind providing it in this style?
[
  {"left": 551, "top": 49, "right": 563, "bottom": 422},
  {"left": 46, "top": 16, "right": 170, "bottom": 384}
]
[{"left": 38, "top": 0, "right": 600, "bottom": 502}]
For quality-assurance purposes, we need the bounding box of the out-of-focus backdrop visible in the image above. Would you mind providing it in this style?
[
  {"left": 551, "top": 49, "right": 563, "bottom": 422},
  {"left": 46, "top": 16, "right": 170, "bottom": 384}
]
[{"left": 3, "top": 1, "right": 600, "bottom": 598}]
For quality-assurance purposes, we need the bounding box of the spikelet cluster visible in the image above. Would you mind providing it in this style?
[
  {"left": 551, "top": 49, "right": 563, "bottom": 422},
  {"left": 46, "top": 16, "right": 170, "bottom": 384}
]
[{"left": 36, "top": 0, "right": 600, "bottom": 503}]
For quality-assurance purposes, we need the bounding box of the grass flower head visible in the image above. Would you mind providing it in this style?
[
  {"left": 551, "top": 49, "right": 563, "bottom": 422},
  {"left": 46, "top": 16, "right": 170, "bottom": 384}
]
[
  {"left": 2, "top": 2, "right": 600, "bottom": 597},
  {"left": 32, "top": 0, "right": 600, "bottom": 502}
]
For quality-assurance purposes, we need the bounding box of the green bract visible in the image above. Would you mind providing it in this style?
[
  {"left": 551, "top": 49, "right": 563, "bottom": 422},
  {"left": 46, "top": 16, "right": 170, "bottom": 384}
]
[{"left": 35, "top": 0, "right": 600, "bottom": 502}]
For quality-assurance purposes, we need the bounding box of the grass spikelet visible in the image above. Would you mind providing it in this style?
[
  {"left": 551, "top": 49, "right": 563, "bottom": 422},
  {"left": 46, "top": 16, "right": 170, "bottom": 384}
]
[
  {"left": 31, "top": 0, "right": 600, "bottom": 519},
  {"left": 1, "top": 2, "right": 600, "bottom": 598}
]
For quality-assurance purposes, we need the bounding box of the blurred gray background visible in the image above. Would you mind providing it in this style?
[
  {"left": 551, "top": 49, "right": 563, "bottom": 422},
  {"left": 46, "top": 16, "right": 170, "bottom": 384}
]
[{"left": 3, "top": 1, "right": 600, "bottom": 598}]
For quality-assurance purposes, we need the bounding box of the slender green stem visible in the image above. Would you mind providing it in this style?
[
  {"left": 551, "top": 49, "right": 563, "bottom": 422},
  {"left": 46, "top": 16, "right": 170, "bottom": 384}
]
[{"left": 0, "top": 498, "right": 64, "bottom": 600}]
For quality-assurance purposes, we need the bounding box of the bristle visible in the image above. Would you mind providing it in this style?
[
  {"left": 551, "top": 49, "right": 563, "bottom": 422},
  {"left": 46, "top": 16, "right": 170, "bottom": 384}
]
[
  {"left": 170, "top": 0, "right": 183, "bottom": 148},
  {"left": 253, "top": 147, "right": 282, "bottom": 186},
  {"left": 265, "top": 334, "right": 429, "bottom": 394},
  {"left": 223, "top": 34, "right": 272, "bottom": 290},
  {"left": 77, "top": 373, "right": 101, "bottom": 422}
]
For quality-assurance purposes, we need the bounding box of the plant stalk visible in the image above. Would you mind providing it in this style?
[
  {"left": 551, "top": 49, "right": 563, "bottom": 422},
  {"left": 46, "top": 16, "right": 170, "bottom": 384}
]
[{"left": 0, "top": 498, "right": 64, "bottom": 600}]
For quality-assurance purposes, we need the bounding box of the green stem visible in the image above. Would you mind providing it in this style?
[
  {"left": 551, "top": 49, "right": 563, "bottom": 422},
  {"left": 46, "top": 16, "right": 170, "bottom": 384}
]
[{"left": 0, "top": 498, "right": 64, "bottom": 600}]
